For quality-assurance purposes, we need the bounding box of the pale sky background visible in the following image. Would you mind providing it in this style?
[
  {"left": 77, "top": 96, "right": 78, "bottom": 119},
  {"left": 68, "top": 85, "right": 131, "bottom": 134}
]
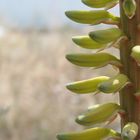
[{"left": 0, "top": 0, "right": 119, "bottom": 28}]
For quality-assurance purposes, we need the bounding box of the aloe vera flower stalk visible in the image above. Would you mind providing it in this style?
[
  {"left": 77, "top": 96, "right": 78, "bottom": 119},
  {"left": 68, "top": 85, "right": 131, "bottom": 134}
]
[{"left": 57, "top": 0, "right": 140, "bottom": 139}]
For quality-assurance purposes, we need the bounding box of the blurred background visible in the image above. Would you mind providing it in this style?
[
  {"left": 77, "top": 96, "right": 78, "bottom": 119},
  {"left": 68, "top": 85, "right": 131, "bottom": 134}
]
[{"left": 0, "top": 0, "right": 120, "bottom": 140}]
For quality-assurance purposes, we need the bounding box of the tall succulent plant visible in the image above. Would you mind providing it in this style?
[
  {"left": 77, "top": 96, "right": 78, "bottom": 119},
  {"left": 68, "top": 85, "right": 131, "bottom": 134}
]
[{"left": 57, "top": 0, "right": 140, "bottom": 139}]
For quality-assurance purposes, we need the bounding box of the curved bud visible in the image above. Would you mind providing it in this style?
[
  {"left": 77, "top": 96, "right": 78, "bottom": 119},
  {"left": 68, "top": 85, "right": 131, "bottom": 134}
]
[
  {"left": 66, "top": 76, "right": 109, "bottom": 94},
  {"left": 66, "top": 53, "right": 122, "bottom": 68},
  {"left": 89, "top": 28, "right": 123, "bottom": 44},
  {"left": 76, "top": 103, "right": 120, "bottom": 126},
  {"left": 123, "top": 0, "right": 136, "bottom": 19},
  {"left": 57, "top": 127, "right": 120, "bottom": 140},
  {"left": 72, "top": 36, "right": 107, "bottom": 50},
  {"left": 122, "top": 122, "right": 138, "bottom": 140},
  {"left": 81, "top": 0, "right": 118, "bottom": 9},
  {"left": 98, "top": 74, "right": 129, "bottom": 93},
  {"left": 65, "top": 10, "right": 120, "bottom": 25},
  {"left": 131, "top": 45, "right": 140, "bottom": 64}
]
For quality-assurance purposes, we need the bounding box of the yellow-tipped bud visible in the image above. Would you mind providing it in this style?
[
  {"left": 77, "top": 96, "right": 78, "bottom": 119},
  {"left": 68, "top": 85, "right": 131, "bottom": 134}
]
[
  {"left": 98, "top": 74, "right": 129, "bottom": 93},
  {"left": 76, "top": 103, "right": 120, "bottom": 126},
  {"left": 66, "top": 53, "right": 122, "bottom": 68},
  {"left": 57, "top": 127, "right": 120, "bottom": 140},
  {"left": 66, "top": 76, "right": 109, "bottom": 94}
]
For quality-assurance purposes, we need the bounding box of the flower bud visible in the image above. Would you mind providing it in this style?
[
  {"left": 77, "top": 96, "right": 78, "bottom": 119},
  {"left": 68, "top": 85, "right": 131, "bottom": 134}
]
[
  {"left": 65, "top": 10, "right": 120, "bottom": 25},
  {"left": 72, "top": 36, "right": 107, "bottom": 50},
  {"left": 76, "top": 103, "right": 120, "bottom": 126},
  {"left": 122, "top": 122, "right": 138, "bottom": 140},
  {"left": 66, "top": 53, "right": 121, "bottom": 68},
  {"left": 57, "top": 127, "right": 120, "bottom": 140},
  {"left": 98, "top": 74, "right": 129, "bottom": 93},
  {"left": 66, "top": 76, "right": 109, "bottom": 94},
  {"left": 81, "top": 0, "right": 118, "bottom": 9},
  {"left": 131, "top": 45, "right": 140, "bottom": 65},
  {"left": 123, "top": 0, "right": 136, "bottom": 19},
  {"left": 89, "top": 28, "right": 123, "bottom": 44}
]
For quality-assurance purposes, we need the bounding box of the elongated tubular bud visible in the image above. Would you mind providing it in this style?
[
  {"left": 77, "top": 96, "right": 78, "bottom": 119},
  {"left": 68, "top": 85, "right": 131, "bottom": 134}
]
[
  {"left": 57, "top": 127, "right": 120, "bottom": 140},
  {"left": 131, "top": 45, "right": 140, "bottom": 64},
  {"left": 66, "top": 53, "right": 122, "bottom": 68},
  {"left": 123, "top": 0, "right": 136, "bottom": 19},
  {"left": 98, "top": 74, "right": 129, "bottom": 93},
  {"left": 65, "top": 10, "right": 120, "bottom": 25},
  {"left": 122, "top": 122, "right": 138, "bottom": 140},
  {"left": 66, "top": 76, "right": 109, "bottom": 94},
  {"left": 89, "top": 28, "right": 123, "bottom": 44},
  {"left": 81, "top": 0, "right": 118, "bottom": 9},
  {"left": 72, "top": 36, "right": 107, "bottom": 50},
  {"left": 76, "top": 103, "right": 120, "bottom": 126}
]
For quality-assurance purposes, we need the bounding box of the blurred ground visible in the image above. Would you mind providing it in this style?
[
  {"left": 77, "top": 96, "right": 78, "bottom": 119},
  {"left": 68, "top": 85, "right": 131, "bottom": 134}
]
[{"left": 0, "top": 27, "right": 120, "bottom": 140}]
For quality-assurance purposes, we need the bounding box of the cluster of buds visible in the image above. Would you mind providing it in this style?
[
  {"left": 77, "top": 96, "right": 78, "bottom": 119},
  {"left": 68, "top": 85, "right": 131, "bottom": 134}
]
[{"left": 57, "top": 0, "right": 139, "bottom": 140}]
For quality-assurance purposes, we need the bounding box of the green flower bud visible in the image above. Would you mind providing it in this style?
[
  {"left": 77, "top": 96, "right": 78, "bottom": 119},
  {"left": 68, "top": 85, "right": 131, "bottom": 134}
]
[
  {"left": 122, "top": 122, "right": 138, "bottom": 140},
  {"left": 131, "top": 45, "right": 140, "bottom": 64},
  {"left": 66, "top": 53, "right": 122, "bottom": 68},
  {"left": 123, "top": 0, "right": 136, "bottom": 19},
  {"left": 65, "top": 10, "right": 120, "bottom": 25},
  {"left": 66, "top": 76, "right": 109, "bottom": 94},
  {"left": 76, "top": 103, "right": 120, "bottom": 126},
  {"left": 81, "top": 0, "right": 118, "bottom": 9},
  {"left": 57, "top": 127, "right": 120, "bottom": 140},
  {"left": 89, "top": 28, "right": 123, "bottom": 44},
  {"left": 98, "top": 74, "right": 129, "bottom": 93},
  {"left": 72, "top": 36, "right": 107, "bottom": 50}
]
